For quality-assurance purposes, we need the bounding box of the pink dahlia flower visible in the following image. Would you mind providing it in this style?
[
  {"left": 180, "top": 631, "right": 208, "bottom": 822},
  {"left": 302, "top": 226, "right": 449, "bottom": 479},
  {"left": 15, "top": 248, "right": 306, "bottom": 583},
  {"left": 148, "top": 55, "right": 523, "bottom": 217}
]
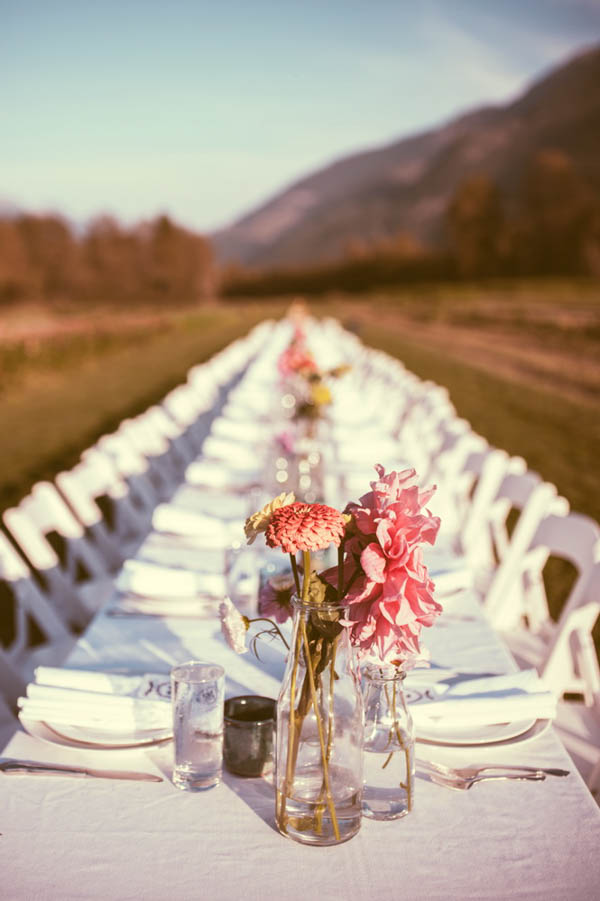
[
  {"left": 339, "top": 464, "right": 442, "bottom": 665},
  {"left": 266, "top": 502, "right": 346, "bottom": 554}
]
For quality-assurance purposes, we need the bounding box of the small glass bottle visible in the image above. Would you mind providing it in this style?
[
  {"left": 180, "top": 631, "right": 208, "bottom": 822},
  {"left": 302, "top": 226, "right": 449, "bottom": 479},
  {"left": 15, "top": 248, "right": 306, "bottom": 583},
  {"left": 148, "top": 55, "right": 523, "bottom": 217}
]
[{"left": 362, "top": 664, "right": 415, "bottom": 820}]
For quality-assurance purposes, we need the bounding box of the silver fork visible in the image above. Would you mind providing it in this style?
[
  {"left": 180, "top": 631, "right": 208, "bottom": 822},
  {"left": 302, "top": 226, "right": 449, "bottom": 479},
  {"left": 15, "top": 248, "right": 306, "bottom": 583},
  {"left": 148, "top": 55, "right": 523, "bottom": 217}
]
[
  {"left": 417, "top": 759, "right": 570, "bottom": 780},
  {"left": 428, "top": 771, "right": 546, "bottom": 791}
]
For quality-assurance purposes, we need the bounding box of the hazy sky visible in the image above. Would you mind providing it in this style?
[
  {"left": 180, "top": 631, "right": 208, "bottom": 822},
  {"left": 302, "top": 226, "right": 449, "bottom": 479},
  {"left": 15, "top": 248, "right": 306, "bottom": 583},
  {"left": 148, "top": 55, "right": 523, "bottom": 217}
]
[{"left": 2, "top": 0, "right": 599, "bottom": 233}]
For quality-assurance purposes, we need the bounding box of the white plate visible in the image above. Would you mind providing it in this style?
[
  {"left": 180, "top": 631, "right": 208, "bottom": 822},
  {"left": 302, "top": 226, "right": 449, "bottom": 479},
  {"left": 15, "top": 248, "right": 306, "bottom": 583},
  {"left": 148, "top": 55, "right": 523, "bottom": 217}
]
[
  {"left": 20, "top": 718, "right": 173, "bottom": 751},
  {"left": 417, "top": 718, "right": 551, "bottom": 747}
]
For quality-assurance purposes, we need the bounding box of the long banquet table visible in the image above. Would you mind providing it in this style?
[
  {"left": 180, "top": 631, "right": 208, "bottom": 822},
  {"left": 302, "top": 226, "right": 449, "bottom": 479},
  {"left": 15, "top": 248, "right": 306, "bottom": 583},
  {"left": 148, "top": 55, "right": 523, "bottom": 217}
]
[
  {"left": 3, "top": 320, "right": 600, "bottom": 900},
  {"left": 3, "top": 560, "right": 600, "bottom": 900}
]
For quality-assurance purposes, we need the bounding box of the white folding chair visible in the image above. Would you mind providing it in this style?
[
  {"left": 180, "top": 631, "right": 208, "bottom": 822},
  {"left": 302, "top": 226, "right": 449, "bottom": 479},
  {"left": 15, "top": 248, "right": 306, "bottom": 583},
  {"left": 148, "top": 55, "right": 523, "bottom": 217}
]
[
  {"left": 480, "top": 475, "right": 570, "bottom": 625},
  {"left": 2, "top": 484, "right": 114, "bottom": 625},
  {"left": 117, "top": 416, "right": 179, "bottom": 501},
  {"left": 56, "top": 452, "right": 147, "bottom": 565},
  {"left": 162, "top": 383, "right": 213, "bottom": 455},
  {"left": 494, "top": 514, "right": 600, "bottom": 702},
  {"left": 92, "top": 433, "right": 159, "bottom": 523},
  {"left": 0, "top": 532, "right": 75, "bottom": 705}
]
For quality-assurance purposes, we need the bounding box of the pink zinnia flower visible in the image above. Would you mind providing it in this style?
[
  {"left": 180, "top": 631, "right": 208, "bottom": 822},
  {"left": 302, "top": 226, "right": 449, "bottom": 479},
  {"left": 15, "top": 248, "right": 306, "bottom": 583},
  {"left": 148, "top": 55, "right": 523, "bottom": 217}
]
[{"left": 266, "top": 502, "right": 346, "bottom": 554}]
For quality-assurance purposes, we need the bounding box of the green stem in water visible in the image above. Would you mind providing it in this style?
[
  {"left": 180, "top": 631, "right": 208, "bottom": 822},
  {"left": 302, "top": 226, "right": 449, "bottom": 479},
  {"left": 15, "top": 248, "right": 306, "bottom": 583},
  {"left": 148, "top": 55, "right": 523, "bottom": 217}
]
[
  {"left": 383, "top": 674, "right": 413, "bottom": 812},
  {"left": 300, "top": 618, "right": 340, "bottom": 841},
  {"left": 278, "top": 622, "right": 303, "bottom": 830}
]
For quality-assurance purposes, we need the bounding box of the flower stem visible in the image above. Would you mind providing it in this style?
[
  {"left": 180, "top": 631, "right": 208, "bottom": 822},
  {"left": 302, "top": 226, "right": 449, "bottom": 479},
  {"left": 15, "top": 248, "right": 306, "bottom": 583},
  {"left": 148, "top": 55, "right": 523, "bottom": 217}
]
[
  {"left": 302, "top": 551, "right": 311, "bottom": 602},
  {"left": 337, "top": 544, "right": 344, "bottom": 602},
  {"left": 383, "top": 674, "right": 413, "bottom": 812},
  {"left": 300, "top": 618, "right": 340, "bottom": 841},
  {"left": 289, "top": 553, "right": 301, "bottom": 596},
  {"left": 278, "top": 622, "right": 303, "bottom": 830},
  {"left": 247, "top": 617, "right": 290, "bottom": 650}
]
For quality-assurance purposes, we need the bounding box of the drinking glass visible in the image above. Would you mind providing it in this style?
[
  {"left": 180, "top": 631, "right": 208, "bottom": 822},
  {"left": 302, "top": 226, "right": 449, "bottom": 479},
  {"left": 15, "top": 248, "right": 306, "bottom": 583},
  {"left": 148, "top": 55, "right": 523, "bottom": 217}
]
[
  {"left": 223, "top": 695, "right": 276, "bottom": 777},
  {"left": 225, "top": 542, "right": 259, "bottom": 614},
  {"left": 171, "top": 661, "right": 225, "bottom": 791}
]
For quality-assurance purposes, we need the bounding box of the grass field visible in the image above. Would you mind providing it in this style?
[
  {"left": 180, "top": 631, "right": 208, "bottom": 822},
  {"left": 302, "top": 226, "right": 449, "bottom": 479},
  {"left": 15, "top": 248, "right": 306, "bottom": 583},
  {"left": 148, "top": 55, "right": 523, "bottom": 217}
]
[
  {"left": 1, "top": 279, "right": 598, "bottom": 526},
  {"left": 0, "top": 301, "right": 287, "bottom": 511}
]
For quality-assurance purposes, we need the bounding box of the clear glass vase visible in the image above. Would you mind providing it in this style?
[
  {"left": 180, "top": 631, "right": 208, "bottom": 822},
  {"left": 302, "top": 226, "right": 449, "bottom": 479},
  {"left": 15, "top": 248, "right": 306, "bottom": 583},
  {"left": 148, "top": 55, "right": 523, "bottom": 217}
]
[
  {"left": 275, "top": 597, "right": 364, "bottom": 845},
  {"left": 362, "top": 664, "right": 415, "bottom": 820}
]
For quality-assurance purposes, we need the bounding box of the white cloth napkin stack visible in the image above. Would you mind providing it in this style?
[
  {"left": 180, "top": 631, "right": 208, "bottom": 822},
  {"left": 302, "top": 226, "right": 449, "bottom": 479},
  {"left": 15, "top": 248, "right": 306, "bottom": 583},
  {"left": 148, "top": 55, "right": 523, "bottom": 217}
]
[
  {"left": 18, "top": 667, "right": 172, "bottom": 732},
  {"left": 405, "top": 669, "right": 557, "bottom": 729},
  {"left": 114, "top": 560, "right": 226, "bottom": 614}
]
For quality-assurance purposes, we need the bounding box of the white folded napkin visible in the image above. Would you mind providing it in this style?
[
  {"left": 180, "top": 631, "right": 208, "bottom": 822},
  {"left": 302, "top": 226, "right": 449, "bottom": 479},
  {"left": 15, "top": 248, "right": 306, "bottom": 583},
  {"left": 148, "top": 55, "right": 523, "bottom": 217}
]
[
  {"left": 152, "top": 504, "right": 242, "bottom": 546},
  {"left": 407, "top": 669, "right": 556, "bottom": 728},
  {"left": 210, "top": 416, "right": 268, "bottom": 443},
  {"left": 167, "top": 488, "right": 249, "bottom": 521},
  {"left": 185, "top": 460, "right": 260, "bottom": 489},
  {"left": 18, "top": 669, "right": 172, "bottom": 732},
  {"left": 112, "top": 596, "right": 220, "bottom": 616},
  {"left": 202, "top": 436, "right": 264, "bottom": 470},
  {"left": 137, "top": 539, "right": 225, "bottom": 574},
  {"left": 116, "top": 559, "right": 225, "bottom": 599}
]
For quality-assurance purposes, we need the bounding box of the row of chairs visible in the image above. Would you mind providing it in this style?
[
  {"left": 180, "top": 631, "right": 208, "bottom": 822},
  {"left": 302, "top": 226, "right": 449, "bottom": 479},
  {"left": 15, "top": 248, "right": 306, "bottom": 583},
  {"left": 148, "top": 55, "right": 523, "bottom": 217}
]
[
  {"left": 0, "top": 319, "right": 278, "bottom": 703},
  {"left": 324, "top": 317, "right": 600, "bottom": 794}
]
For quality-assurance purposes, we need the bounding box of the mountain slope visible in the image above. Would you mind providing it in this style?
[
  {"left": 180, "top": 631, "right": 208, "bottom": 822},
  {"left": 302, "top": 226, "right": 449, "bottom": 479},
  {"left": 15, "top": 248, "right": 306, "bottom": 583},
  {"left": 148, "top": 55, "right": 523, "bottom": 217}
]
[{"left": 213, "top": 45, "right": 600, "bottom": 267}]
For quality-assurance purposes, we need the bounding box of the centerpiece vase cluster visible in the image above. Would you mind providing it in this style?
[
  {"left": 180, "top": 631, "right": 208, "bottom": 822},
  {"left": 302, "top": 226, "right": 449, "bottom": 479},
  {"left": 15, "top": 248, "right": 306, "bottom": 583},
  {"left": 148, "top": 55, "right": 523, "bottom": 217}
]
[{"left": 221, "top": 465, "right": 443, "bottom": 846}]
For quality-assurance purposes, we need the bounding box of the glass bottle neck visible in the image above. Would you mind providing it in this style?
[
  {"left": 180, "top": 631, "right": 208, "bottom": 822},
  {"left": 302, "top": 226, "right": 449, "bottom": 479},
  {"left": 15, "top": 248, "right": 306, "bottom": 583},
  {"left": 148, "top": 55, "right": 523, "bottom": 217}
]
[{"left": 364, "top": 664, "right": 407, "bottom": 683}]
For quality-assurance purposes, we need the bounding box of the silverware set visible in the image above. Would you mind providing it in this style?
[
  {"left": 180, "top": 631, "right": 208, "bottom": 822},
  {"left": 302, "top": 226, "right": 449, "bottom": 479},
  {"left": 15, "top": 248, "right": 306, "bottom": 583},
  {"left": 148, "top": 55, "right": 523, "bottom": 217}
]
[{"left": 417, "top": 758, "right": 570, "bottom": 791}]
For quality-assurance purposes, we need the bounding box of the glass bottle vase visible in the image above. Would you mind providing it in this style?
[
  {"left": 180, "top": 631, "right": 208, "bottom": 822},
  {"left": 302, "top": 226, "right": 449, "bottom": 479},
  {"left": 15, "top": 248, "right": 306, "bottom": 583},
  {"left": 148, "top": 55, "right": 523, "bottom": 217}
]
[
  {"left": 275, "top": 597, "right": 364, "bottom": 845},
  {"left": 362, "top": 664, "right": 415, "bottom": 820}
]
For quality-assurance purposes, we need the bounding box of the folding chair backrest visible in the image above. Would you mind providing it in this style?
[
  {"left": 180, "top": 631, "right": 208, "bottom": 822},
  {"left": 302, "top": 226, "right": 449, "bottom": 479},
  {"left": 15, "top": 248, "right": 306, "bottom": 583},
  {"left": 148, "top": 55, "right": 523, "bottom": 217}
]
[
  {"left": 490, "top": 511, "right": 600, "bottom": 701},
  {"left": 56, "top": 454, "right": 143, "bottom": 565},
  {"left": 0, "top": 532, "right": 71, "bottom": 704},
  {"left": 19, "top": 482, "right": 110, "bottom": 580},
  {"left": 459, "top": 450, "right": 525, "bottom": 563},
  {"left": 3, "top": 491, "right": 103, "bottom": 630},
  {"left": 93, "top": 433, "right": 158, "bottom": 519}
]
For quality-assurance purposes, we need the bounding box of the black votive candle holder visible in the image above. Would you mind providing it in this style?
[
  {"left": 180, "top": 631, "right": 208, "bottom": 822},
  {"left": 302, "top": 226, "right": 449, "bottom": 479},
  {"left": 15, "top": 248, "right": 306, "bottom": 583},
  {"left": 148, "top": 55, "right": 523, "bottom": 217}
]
[{"left": 223, "top": 695, "right": 276, "bottom": 778}]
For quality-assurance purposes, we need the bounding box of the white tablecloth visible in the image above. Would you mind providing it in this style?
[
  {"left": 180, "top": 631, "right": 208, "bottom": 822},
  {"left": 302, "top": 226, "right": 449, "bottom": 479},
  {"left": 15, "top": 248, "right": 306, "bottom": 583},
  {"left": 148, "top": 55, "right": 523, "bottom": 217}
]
[{"left": 3, "top": 585, "right": 600, "bottom": 901}]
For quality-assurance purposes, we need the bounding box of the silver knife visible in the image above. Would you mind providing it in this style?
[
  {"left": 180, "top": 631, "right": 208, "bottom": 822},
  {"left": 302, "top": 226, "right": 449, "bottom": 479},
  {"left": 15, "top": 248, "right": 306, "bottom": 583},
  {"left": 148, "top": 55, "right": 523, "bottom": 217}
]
[{"left": 0, "top": 759, "right": 163, "bottom": 781}]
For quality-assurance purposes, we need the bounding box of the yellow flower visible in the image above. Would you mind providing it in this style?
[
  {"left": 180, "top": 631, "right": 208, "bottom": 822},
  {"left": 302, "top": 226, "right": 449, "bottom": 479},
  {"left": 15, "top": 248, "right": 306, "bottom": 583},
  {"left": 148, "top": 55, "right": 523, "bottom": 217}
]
[
  {"left": 310, "top": 383, "right": 332, "bottom": 407},
  {"left": 244, "top": 491, "right": 296, "bottom": 544}
]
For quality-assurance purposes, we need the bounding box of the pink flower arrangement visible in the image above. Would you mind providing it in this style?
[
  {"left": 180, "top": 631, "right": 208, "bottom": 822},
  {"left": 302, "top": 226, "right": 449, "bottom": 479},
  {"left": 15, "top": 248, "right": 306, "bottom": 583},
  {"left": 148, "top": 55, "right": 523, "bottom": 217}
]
[
  {"left": 334, "top": 465, "right": 442, "bottom": 666},
  {"left": 235, "top": 464, "right": 442, "bottom": 669}
]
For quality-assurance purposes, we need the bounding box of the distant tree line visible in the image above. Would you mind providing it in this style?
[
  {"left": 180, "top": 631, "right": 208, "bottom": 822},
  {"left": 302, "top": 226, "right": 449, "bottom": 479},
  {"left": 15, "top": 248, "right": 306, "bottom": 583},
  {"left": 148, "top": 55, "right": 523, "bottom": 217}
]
[
  {"left": 223, "top": 150, "right": 600, "bottom": 297},
  {"left": 0, "top": 213, "right": 215, "bottom": 304}
]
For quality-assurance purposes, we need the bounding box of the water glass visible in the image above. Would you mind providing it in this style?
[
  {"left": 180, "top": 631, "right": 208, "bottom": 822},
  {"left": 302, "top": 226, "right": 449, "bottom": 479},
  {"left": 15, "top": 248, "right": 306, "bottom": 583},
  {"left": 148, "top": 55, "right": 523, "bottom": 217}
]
[
  {"left": 171, "top": 661, "right": 225, "bottom": 791},
  {"left": 225, "top": 542, "right": 259, "bottom": 614}
]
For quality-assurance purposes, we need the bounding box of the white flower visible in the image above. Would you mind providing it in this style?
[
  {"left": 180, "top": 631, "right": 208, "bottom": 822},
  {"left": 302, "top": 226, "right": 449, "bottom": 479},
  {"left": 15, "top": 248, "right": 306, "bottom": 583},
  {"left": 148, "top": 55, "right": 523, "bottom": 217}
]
[
  {"left": 244, "top": 491, "right": 295, "bottom": 544},
  {"left": 219, "top": 597, "right": 249, "bottom": 654}
]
